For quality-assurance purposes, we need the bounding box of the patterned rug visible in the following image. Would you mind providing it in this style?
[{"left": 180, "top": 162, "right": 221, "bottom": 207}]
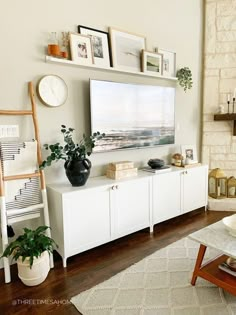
[{"left": 71, "top": 237, "right": 236, "bottom": 315}]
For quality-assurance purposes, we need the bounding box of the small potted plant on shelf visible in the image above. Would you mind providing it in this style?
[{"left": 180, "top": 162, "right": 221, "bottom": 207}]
[
  {"left": 40, "top": 125, "right": 105, "bottom": 186},
  {"left": 1, "top": 226, "right": 57, "bottom": 286},
  {"left": 176, "top": 67, "right": 193, "bottom": 92}
]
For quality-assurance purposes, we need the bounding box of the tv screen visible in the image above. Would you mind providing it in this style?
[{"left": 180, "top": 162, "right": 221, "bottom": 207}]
[{"left": 90, "top": 79, "right": 175, "bottom": 152}]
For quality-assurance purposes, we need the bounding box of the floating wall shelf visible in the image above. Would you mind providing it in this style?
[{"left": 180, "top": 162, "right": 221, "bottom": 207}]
[
  {"left": 214, "top": 113, "right": 236, "bottom": 135},
  {"left": 45, "top": 56, "right": 178, "bottom": 81}
]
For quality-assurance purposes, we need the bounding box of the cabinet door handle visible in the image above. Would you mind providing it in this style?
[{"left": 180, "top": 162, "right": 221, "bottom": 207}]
[{"left": 111, "top": 185, "right": 119, "bottom": 190}]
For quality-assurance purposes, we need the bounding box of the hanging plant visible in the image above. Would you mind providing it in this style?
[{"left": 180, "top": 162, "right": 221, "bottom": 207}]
[{"left": 176, "top": 67, "right": 193, "bottom": 92}]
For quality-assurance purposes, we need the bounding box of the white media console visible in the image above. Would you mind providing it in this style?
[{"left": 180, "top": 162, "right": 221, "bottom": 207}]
[{"left": 47, "top": 164, "right": 208, "bottom": 267}]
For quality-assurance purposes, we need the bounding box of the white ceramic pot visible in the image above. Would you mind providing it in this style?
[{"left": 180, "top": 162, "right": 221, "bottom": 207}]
[{"left": 17, "top": 251, "right": 50, "bottom": 286}]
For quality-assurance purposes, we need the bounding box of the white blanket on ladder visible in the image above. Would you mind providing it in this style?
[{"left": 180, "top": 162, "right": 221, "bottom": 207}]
[{"left": 0, "top": 141, "right": 41, "bottom": 211}]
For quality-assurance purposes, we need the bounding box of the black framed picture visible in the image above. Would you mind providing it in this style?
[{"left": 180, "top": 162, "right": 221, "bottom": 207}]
[{"left": 78, "top": 25, "right": 111, "bottom": 67}]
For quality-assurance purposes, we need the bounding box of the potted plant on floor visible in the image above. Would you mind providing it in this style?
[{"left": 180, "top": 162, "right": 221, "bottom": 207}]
[
  {"left": 40, "top": 125, "right": 105, "bottom": 186},
  {"left": 1, "top": 226, "right": 57, "bottom": 286}
]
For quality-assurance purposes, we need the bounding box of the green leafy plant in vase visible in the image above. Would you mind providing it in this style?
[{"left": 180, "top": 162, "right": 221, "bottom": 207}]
[
  {"left": 1, "top": 226, "right": 57, "bottom": 286},
  {"left": 176, "top": 67, "right": 193, "bottom": 92},
  {"left": 40, "top": 125, "right": 105, "bottom": 186}
]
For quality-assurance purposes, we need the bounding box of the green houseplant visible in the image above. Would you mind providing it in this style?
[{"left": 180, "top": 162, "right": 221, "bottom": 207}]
[
  {"left": 1, "top": 226, "right": 57, "bottom": 286},
  {"left": 176, "top": 67, "right": 193, "bottom": 92},
  {"left": 40, "top": 125, "right": 105, "bottom": 186}
]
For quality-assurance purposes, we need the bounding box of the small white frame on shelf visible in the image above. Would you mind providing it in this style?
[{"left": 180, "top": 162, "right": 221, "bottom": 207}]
[{"left": 45, "top": 55, "right": 177, "bottom": 81}]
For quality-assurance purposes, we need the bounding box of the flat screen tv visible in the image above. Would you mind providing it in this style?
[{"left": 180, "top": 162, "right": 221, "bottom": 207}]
[{"left": 90, "top": 79, "right": 175, "bottom": 152}]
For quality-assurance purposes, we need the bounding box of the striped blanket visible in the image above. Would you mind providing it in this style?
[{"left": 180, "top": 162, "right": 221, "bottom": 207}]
[{"left": 0, "top": 141, "right": 41, "bottom": 214}]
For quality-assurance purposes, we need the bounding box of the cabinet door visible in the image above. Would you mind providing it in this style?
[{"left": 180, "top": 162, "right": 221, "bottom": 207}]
[
  {"left": 111, "top": 177, "right": 150, "bottom": 239},
  {"left": 152, "top": 171, "right": 181, "bottom": 224},
  {"left": 63, "top": 186, "right": 111, "bottom": 257},
  {"left": 182, "top": 166, "right": 207, "bottom": 213}
]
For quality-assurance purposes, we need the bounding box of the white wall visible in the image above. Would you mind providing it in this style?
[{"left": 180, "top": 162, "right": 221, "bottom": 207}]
[{"left": 0, "top": 0, "right": 203, "bottom": 184}]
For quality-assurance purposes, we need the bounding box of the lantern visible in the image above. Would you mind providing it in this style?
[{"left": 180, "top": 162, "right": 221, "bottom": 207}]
[
  {"left": 208, "top": 168, "right": 227, "bottom": 199},
  {"left": 227, "top": 176, "right": 236, "bottom": 198}
]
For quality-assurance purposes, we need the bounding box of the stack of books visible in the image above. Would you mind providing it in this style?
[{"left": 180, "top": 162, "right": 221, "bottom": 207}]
[
  {"left": 142, "top": 165, "right": 171, "bottom": 174},
  {"left": 106, "top": 161, "right": 137, "bottom": 180},
  {"left": 218, "top": 261, "right": 236, "bottom": 277}
]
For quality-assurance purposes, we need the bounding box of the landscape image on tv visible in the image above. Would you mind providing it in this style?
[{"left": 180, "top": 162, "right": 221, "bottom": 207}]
[{"left": 90, "top": 80, "right": 175, "bottom": 152}]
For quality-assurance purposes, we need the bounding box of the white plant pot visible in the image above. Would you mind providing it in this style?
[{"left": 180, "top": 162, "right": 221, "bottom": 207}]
[{"left": 17, "top": 251, "right": 50, "bottom": 286}]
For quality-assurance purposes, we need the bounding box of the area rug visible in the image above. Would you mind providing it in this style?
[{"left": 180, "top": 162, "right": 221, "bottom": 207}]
[{"left": 71, "top": 237, "right": 236, "bottom": 315}]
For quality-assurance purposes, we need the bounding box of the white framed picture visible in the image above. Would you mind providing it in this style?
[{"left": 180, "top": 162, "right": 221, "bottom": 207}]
[
  {"left": 69, "top": 32, "right": 94, "bottom": 65},
  {"left": 181, "top": 144, "right": 198, "bottom": 163},
  {"left": 141, "top": 50, "right": 163, "bottom": 75},
  {"left": 157, "top": 48, "right": 176, "bottom": 77},
  {"left": 109, "top": 27, "right": 146, "bottom": 72}
]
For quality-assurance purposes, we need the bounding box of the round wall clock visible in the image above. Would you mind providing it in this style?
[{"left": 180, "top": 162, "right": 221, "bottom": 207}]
[{"left": 37, "top": 75, "right": 68, "bottom": 107}]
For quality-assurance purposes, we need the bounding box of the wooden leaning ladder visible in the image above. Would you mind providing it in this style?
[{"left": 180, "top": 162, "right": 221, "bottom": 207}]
[{"left": 0, "top": 82, "right": 53, "bottom": 283}]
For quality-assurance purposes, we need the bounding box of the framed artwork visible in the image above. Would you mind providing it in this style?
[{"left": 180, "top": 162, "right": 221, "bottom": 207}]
[
  {"left": 141, "top": 50, "right": 163, "bottom": 75},
  {"left": 157, "top": 49, "right": 176, "bottom": 77},
  {"left": 69, "top": 32, "right": 93, "bottom": 65},
  {"left": 181, "top": 145, "right": 198, "bottom": 163},
  {"left": 109, "top": 27, "right": 146, "bottom": 72},
  {"left": 78, "top": 25, "right": 111, "bottom": 67}
]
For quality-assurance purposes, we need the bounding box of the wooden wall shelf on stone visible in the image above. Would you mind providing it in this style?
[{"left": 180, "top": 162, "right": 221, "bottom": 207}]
[{"left": 214, "top": 114, "right": 236, "bottom": 136}]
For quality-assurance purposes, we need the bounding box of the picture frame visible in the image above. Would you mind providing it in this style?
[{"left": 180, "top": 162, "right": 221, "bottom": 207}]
[
  {"left": 157, "top": 48, "right": 176, "bottom": 77},
  {"left": 69, "top": 32, "right": 93, "bottom": 65},
  {"left": 78, "top": 25, "right": 111, "bottom": 67},
  {"left": 109, "top": 27, "right": 146, "bottom": 72},
  {"left": 181, "top": 145, "right": 198, "bottom": 163},
  {"left": 141, "top": 50, "right": 163, "bottom": 75}
]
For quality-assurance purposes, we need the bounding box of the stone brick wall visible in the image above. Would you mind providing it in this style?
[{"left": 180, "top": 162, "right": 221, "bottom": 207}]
[{"left": 203, "top": 0, "right": 236, "bottom": 177}]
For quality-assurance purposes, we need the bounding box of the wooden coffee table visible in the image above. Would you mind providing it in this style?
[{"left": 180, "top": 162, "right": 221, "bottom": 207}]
[{"left": 189, "top": 219, "right": 236, "bottom": 296}]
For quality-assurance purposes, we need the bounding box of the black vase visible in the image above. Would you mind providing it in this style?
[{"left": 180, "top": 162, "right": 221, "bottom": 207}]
[{"left": 64, "top": 158, "right": 92, "bottom": 187}]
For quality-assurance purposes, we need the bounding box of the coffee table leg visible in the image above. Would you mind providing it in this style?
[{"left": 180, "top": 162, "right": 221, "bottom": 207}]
[{"left": 191, "top": 244, "right": 207, "bottom": 285}]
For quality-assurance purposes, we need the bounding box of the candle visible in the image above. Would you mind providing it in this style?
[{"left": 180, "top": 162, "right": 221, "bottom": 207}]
[
  {"left": 217, "top": 185, "right": 221, "bottom": 197},
  {"left": 228, "top": 94, "right": 231, "bottom": 102},
  {"left": 229, "top": 187, "right": 235, "bottom": 196}
]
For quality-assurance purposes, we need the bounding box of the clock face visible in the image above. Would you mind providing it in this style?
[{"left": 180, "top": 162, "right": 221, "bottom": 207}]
[{"left": 37, "top": 75, "right": 68, "bottom": 107}]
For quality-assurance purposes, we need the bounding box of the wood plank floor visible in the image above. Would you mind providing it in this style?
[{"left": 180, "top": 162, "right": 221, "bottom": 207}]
[{"left": 0, "top": 209, "right": 234, "bottom": 315}]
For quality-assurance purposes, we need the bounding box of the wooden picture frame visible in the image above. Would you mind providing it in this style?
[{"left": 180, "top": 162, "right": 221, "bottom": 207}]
[
  {"left": 109, "top": 27, "right": 146, "bottom": 72},
  {"left": 69, "top": 32, "right": 93, "bottom": 65},
  {"left": 141, "top": 50, "right": 163, "bottom": 75},
  {"left": 157, "top": 49, "right": 176, "bottom": 77},
  {"left": 181, "top": 144, "right": 198, "bottom": 163},
  {"left": 78, "top": 25, "right": 111, "bottom": 67}
]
